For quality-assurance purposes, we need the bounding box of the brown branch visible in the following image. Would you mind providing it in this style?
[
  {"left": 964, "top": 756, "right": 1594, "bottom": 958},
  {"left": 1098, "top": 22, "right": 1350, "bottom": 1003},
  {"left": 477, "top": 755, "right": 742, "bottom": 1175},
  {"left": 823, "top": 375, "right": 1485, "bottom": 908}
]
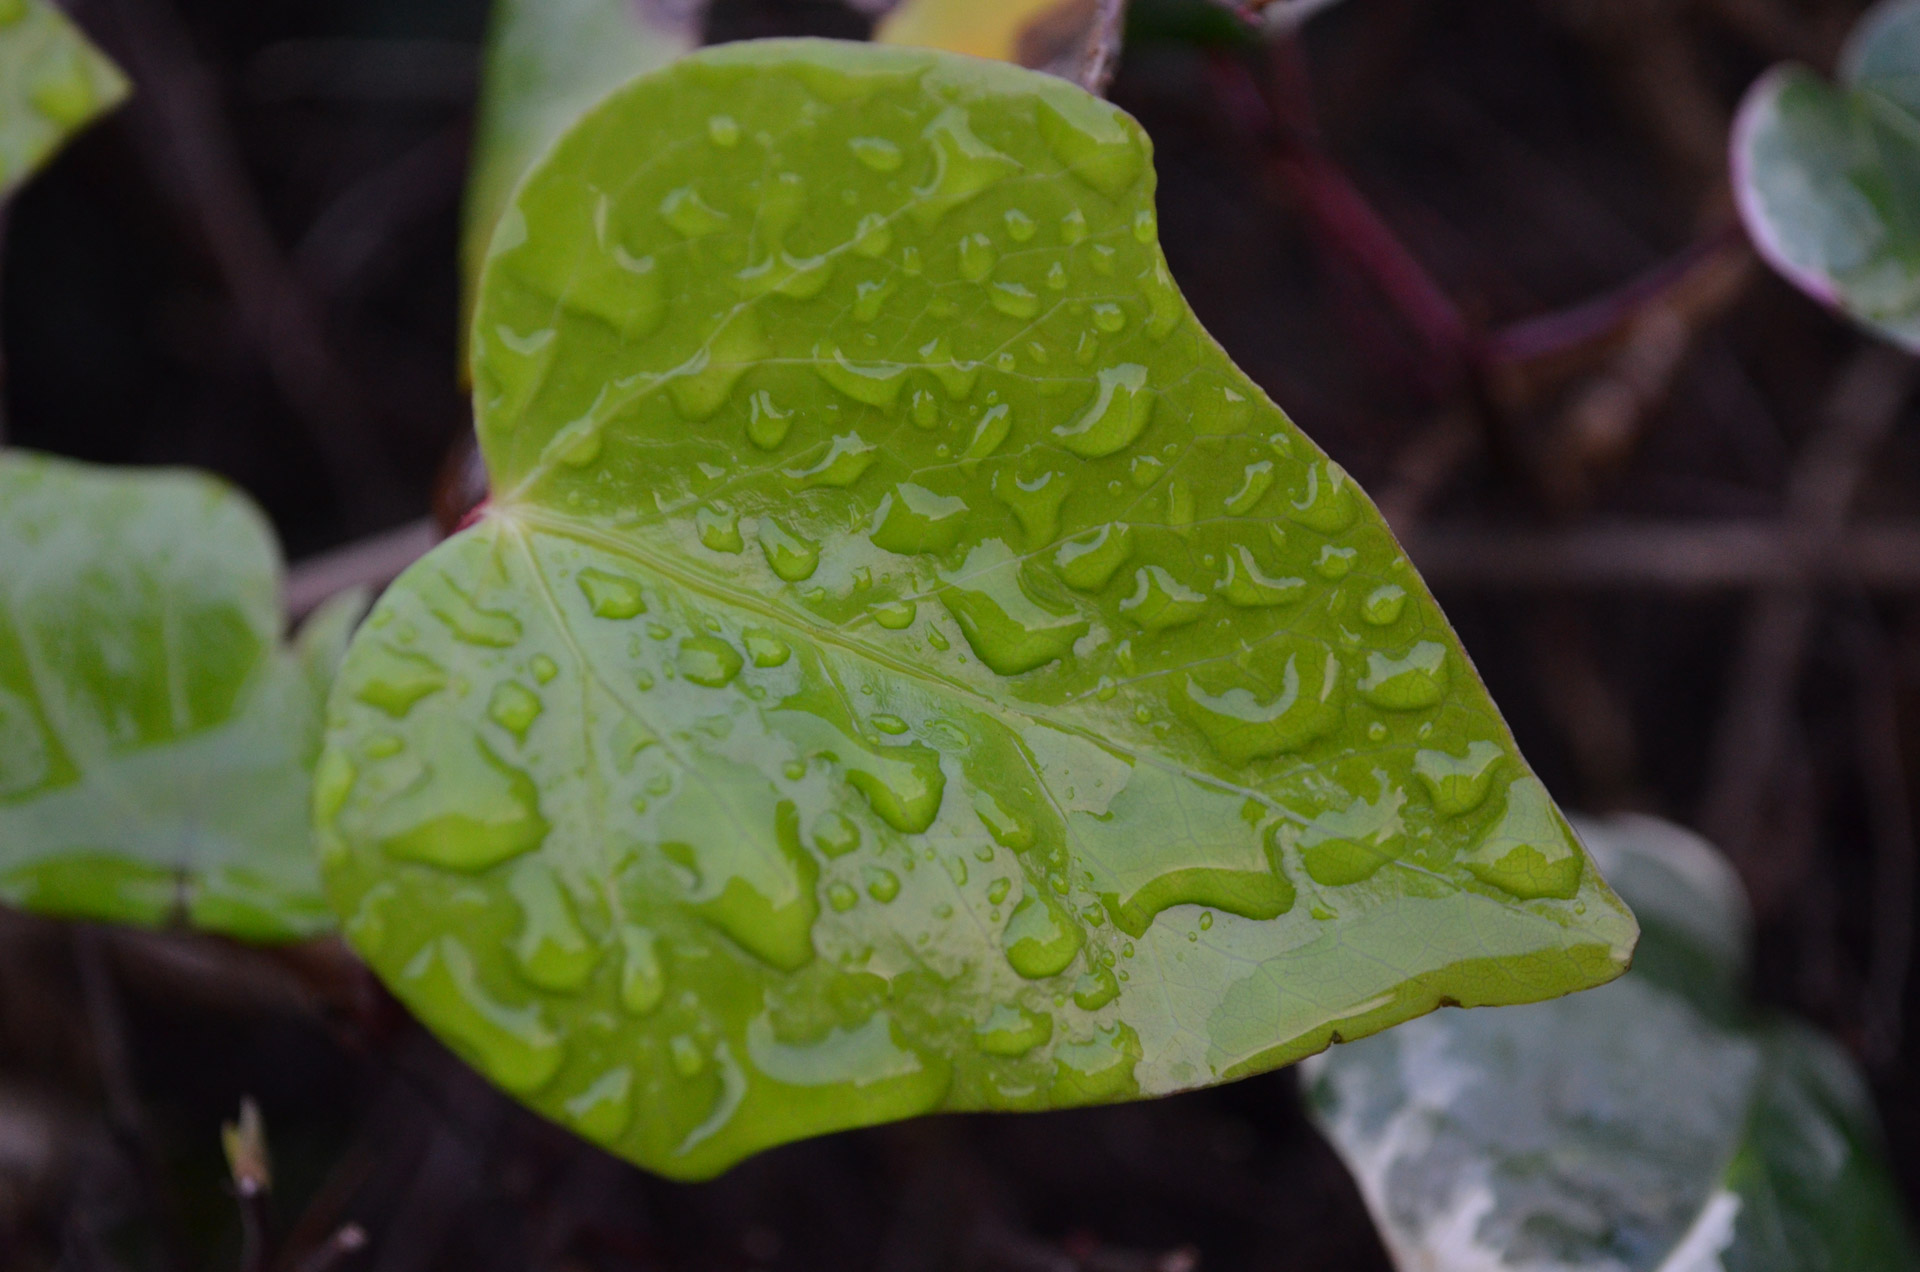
[
  {"left": 1697, "top": 345, "right": 1918, "bottom": 863},
  {"left": 285, "top": 518, "right": 439, "bottom": 621}
]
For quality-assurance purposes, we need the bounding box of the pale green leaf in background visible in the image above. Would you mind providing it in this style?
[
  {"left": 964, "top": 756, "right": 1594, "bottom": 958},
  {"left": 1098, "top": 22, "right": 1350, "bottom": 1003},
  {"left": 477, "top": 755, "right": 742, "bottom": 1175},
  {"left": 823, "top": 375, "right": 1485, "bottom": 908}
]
[
  {"left": 460, "top": 0, "right": 701, "bottom": 345},
  {"left": 0, "top": 0, "right": 127, "bottom": 199},
  {"left": 320, "top": 39, "right": 1635, "bottom": 1181},
  {"left": 1733, "top": 0, "right": 1920, "bottom": 351},
  {"left": 1305, "top": 814, "right": 1920, "bottom": 1272},
  {"left": 0, "top": 452, "right": 359, "bottom": 942}
]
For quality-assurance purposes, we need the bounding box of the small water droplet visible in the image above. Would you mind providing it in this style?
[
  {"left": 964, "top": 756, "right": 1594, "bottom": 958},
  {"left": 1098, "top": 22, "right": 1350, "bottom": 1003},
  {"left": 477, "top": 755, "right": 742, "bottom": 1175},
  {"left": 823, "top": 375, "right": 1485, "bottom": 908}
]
[
  {"left": 850, "top": 135, "right": 902, "bottom": 171},
  {"left": 488, "top": 681, "right": 542, "bottom": 741},
  {"left": 963, "top": 403, "right": 1014, "bottom": 464},
  {"left": 698, "top": 505, "right": 744, "bottom": 554},
  {"left": 813, "top": 810, "right": 862, "bottom": 858},
  {"left": 1060, "top": 207, "right": 1088, "bottom": 243},
  {"left": 759, "top": 520, "right": 820, "bottom": 582},
  {"left": 991, "top": 281, "right": 1040, "bottom": 319},
  {"left": 1054, "top": 364, "right": 1152, "bottom": 458},
  {"left": 865, "top": 866, "right": 901, "bottom": 903},
  {"left": 577, "top": 568, "right": 646, "bottom": 619},
  {"left": 1362, "top": 584, "right": 1407, "bottom": 626},
  {"left": 1055, "top": 523, "right": 1134, "bottom": 592},
  {"left": 871, "top": 483, "right": 969, "bottom": 554},
  {"left": 959, "top": 232, "right": 996, "bottom": 282},
  {"left": 1316, "top": 545, "right": 1357, "bottom": 579},
  {"left": 708, "top": 114, "right": 741, "bottom": 146},
  {"left": 1003, "top": 892, "right": 1084, "bottom": 979},
  {"left": 1119, "top": 566, "right": 1209, "bottom": 632},
  {"left": 1091, "top": 302, "right": 1126, "bottom": 334},
  {"left": 786, "top": 432, "right": 877, "bottom": 488},
  {"left": 852, "top": 212, "right": 894, "bottom": 258},
  {"left": 678, "top": 635, "right": 744, "bottom": 688},
  {"left": 828, "top": 881, "right": 859, "bottom": 911},
  {"left": 670, "top": 1035, "right": 707, "bottom": 1077},
  {"left": 976, "top": 1003, "right": 1053, "bottom": 1057},
  {"left": 872, "top": 714, "right": 910, "bottom": 736},
  {"left": 873, "top": 599, "right": 917, "bottom": 629},
  {"left": 1216, "top": 547, "right": 1305, "bottom": 607},
  {"left": 1358, "top": 642, "right": 1448, "bottom": 710},
  {"left": 530, "top": 654, "right": 559, "bottom": 684},
  {"left": 660, "top": 186, "right": 728, "bottom": 237}
]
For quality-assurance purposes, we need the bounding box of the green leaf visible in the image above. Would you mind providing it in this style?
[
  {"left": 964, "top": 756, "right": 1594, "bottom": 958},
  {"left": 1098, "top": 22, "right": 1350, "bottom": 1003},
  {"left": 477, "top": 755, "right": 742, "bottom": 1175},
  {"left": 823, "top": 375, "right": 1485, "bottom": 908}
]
[
  {"left": 461, "top": 0, "right": 700, "bottom": 347},
  {"left": 0, "top": 451, "right": 357, "bottom": 942},
  {"left": 1733, "top": 0, "right": 1920, "bottom": 351},
  {"left": 0, "top": 0, "right": 128, "bottom": 199},
  {"left": 1305, "top": 814, "right": 1920, "bottom": 1272},
  {"left": 320, "top": 38, "right": 1636, "bottom": 1180}
]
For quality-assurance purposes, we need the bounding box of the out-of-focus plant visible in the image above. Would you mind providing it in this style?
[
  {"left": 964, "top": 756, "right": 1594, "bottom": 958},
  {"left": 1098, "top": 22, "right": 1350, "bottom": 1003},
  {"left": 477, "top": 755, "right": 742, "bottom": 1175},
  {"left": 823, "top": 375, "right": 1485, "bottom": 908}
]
[
  {"left": 0, "top": 0, "right": 126, "bottom": 197},
  {"left": 1307, "top": 814, "right": 1920, "bottom": 1271},
  {"left": 1734, "top": 0, "right": 1920, "bottom": 352}
]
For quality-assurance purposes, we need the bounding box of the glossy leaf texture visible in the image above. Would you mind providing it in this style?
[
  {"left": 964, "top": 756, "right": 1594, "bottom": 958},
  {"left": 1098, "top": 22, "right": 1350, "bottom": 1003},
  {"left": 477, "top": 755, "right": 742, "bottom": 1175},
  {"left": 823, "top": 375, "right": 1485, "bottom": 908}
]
[
  {"left": 875, "top": 0, "right": 1127, "bottom": 91},
  {"left": 0, "top": 452, "right": 359, "bottom": 941},
  {"left": 0, "top": 0, "right": 128, "bottom": 199},
  {"left": 320, "top": 39, "right": 1635, "bottom": 1181},
  {"left": 461, "top": 0, "right": 700, "bottom": 344},
  {"left": 1305, "top": 815, "right": 1920, "bottom": 1272},
  {"left": 1733, "top": 0, "right": 1920, "bottom": 351}
]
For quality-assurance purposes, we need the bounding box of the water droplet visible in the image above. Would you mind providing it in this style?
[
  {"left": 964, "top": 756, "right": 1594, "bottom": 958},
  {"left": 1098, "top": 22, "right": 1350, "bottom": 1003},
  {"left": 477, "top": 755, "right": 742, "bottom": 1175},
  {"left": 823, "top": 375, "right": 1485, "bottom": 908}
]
[
  {"left": 1361, "top": 584, "right": 1407, "bottom": 625},
  {"left": 530, "top": 654, "right": 559, "bottom": 684},
  {"left": 964, "top": 404, "right": 1014, "bottom": 464},
  {"left": 660, "top": 186, "right": 728, "bottom": 237},
  {"left": 401, "top": 936, "right": 562, "bottom": 1095},
  {"left": 577, "top": 568, "right": 646, "bottom": 619},
  {"left": 816, "top": 347, "right": 909, "bottom": 408},
  {"left": 1142, "top": 261, "right": 1182, "bottom": 338},
  {"left": 927, "top": 627, "right": 951, "bottom": 651},
  {"left": 992, "top": 468, "right": 1071, "bottom": 548},
  {"left": 1091, "top": 302, "right": 1126, "bottom": 334},
  {"left": 488, "top": 681, "right": 542, "bottom": 741},
  {"left": 708, "top": 114, "right": 741, "bottom": 146},
  {"left": 910, "top": 389, "right": 940, "bottom": 429},
  {"left": 913, "top": 106, "right": 1020, "bottom": 224},
  {"left": 1053, "top": 364, "right": 1152, "bottom": 458},
  {"left": 678, "top": 635, "right": 743, "bottom": 688},
  {"left": 668, "top": 308, "right": 768, "bottom": 419},
  {"left": 354, "top": 644, "right": 447, "bottom": 717},
  {"left": 418, "top": 571, "right": 523, "bottom": 647},
  {"left": 1215, "top": 546, "right": 1305, "bottom": 607},
  {"left": 698, "top": 506, "right": 744, "bottom": 554},
  {"left": 974, "top": 790, "right": 1036, "bottom": 852},
  {"left": 850, "top": 135, "right": 902, "bottom": 171},
  {"left": 1054, "top": 523, "right": 1134, "bottom": 592},
  {"left": 940, "top": 540, "right": 1089, "bottom": 675},
  {"left": 1060, "top": 207, "right": 1088, "bottom": 244},
  {"left": 865, "top": 866, "right": 901, "bottom": 903},
  {"left": 846, "top": 741, "right": 946, "bottom": 833},
  {"left": 786, "top": 432, "right": 877, "bottom": 489},
  {"left": 1415, "top": 741, "right": 1506, "bottom": 815},
  {"left": 1003, "top": 891, "right": 1084, "bottom": 979},
  {"left": 1300, "top": 785, "right": 1408, "bottom": 886},
  {"left": 737, "top": 629, "right": 788, "bottom": 670},
  {"left": 828, "top": 881, "right": 859, "bottom": 911},
  {"left": 1036, "top": 94, "right": 1144, "bottom": 196},
  {"left": 853, "top": 276, "right": 895, "bottom": 322},
  {"left": 670, "top": 1035, "right": 708, "bottom": 1077},
  {"left": 759, "top": 520, "right": 820, "bottom": 582},
  {"left": 810, "top": 810, "right": 863, "bottom": 859},
  {"left": 1288, "top": 461, "right": 1358, "bottom": 532},
  {"left": 977, "top": 1004, "right": 1053, "bottom": 1057},
  {"left": 1368, "top": 721, "right": 1388, "bottom": 741},
  {"left": 363, "top": 733, "right": 403, "bottom": 760},
  {"left": 959, "top": 232, "right": 996, "bottom": 282},
  {"left": 991, "top": 281, "right": 1040, "bottom": 318},
  {"left": 1173, "top": 648, "right": 1344, "bottom": 764},
  {"left": 738, "top": 392, "right": 792, "bottom": 453},
  {"left": 1133, "top": 208, "right": 1157, "bottom": 242},
  {"left": 870, "top": 483, "right": 969, "bottom": 554},
  {"left": 872, "top": 714, "right": 910, "bottom": 737},
  {"left": 1225, "top": 461, "right": 1276, "bottom": 515},
  {"left": 1316, "top": 545, "right": 1357, "bottom": 579},
  {"left": 1359, "top": 642, "right": 1448, "bottom": 710},
  {"left": 852, "top": 212, "right": 894, "bottom": 258},
  {"left": 1119, "top": 565, "right": 1208, "bottom": 632},
  {"left": 508, "top": 861, "right": 597, "bottom": 991},
  {"left": 873, "top": 599, "right": 917, "bottom": 629},
  {"left": 735, "top": 250, "right": 835, "bottom": 300},
  {"left": 1461, "top": 778, "right": 1582, "bottom": 899},
  {"left": 1073, "top": 966, "right": 1119, "bottom": 1010},
  {"left": 564, "top": 1067, "right": 634, "bottom": 1144}
]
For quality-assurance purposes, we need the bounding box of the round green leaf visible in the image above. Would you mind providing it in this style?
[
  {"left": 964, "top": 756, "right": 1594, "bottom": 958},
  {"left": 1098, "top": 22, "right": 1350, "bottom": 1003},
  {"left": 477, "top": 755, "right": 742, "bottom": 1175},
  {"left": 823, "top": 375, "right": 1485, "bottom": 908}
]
[
  {"left": 0, "top": 0, "right": 127, "bottom": 200},
  {"left": 0, "top": 451, "right": 355, "bottom": 941},
  {"left": 320, "top": 39, "right": 1636, "bottom": 1180},
  {"left": 1733, "top": 0, "right": 1920, "bottom": 351}
]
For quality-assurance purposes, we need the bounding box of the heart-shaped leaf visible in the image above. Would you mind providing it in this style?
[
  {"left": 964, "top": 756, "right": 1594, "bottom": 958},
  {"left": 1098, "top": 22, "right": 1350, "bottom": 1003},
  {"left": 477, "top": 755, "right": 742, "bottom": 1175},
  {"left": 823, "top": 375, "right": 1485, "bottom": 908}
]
[
  {"left": 0, "top": 0, "right": 127, "bottom": 199},
  {"left": 1733, "top": 0, "right": 1920, "bottom": 352},
  {"left": 461, "top": 0, "right": 701, "bottom": 341},
  {"left": 318, "top": 38, "right": 1636, "bottom": 1180},
  {"left": 0, "top": 452, "right": 357, "bottom": 941},
  {"left": 1306, "top": 815, "right": 1920, "bottom": 1272}
]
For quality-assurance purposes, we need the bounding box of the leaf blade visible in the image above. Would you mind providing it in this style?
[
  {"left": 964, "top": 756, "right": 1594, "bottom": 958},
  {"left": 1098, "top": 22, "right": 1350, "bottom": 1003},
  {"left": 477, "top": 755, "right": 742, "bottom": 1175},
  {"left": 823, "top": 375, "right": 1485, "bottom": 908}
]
[{"left": 0, "top": 0, "right": 127, "bottom": 200}]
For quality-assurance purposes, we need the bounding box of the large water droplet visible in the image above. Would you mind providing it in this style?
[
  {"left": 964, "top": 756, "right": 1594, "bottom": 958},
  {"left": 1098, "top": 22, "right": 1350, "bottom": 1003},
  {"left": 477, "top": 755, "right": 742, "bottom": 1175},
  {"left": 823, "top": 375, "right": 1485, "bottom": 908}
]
[
  {"left": 375, "top": 738, "right": 550, "bottom": 870},
  {"left": 786, "top": 433, "right": 877, "bottom": 489},
  {"left": 940, "top": 541, "right": 1089, "bottom": 675},
  {"left": 1415, "top": 741, "right": 1507, "bottom": 816},
  {"left": 1173, "top": 648, "right": 1344, "bottom": 764},
  {"left": 1225, "top": 461, "right": 1276, "bottom": 515},
  {"left": 1358, "top": 642, "right": 1448, "bottom": 710},
  {"left": 667, "top": 800, "right": 818, "bottom": 971},
  {"left": 976, "top": 1003, "right": 1053, "bottom": 1057},
  {"left": 852, "top": 212, "right": 894, "bottom": 258},
  {"left": 1461, "top": 777, "right": 1583, "bottom": 899},
  {"left": 618, "top": 924, "right": 667, "bottom": 1015},
  {"left": 746, "top": 391, "right": 792, "bottom": 451},
  {"left": 812, "top": 810, "right": 862, "bottom": 858},
  {"left": 577, "top": 568, "right": 646, "bottom": 619},
  {"left": 912, "top": 106, "right": 1021, "bottom": 224},
  {"left": 845, "top": 741, "right": 946, "bottom": 834},
  {"left": 744, "top": 629, "right": 791, "bottom": 667},
  {"left": 1003, "top": 891, "right": 1084, "bottom": 979},
  {"left": 564, "top": 1067, "right": 634, "bottom": 1145},
  {"left": 1054, "top": 523, "right": 1134, "bottom": 592},
  {"left": 964, "top": 404, "right": 1014, "bottom": 463},
  {"left": 1051, "top": 1023, "right": 1141, "bottom": 1103},
  {"left": 1299, "top": 785, "right": 1408, "bottom": 886},
  {"left": 402, "top": 936, "right": 563, "bottom": 1095},
  {"left": 959, "top": 232, "right": 996, "bottom": 282},
  {"left": 1053, "top": 364, "right": 1152, "bottom": 458},
  {"left": 1036, "top": 94, "right": 1144, "bottom": 197},
  {"left": 508, "top": 861, "right": 598, "bottom": 991},
  {"left": 698, "top": 505, "right": 745, "bottom": 554},
  {"left": 668, "top": 309, "right": 768, "bottom": 419},
  {"left": 991, "top": 282, "right": 1041, "bottom": 319},
  {"left": 816, "top": 347, "right": 909, "bottom": 408},
  {"left": 708, "top": 114, "right": 741, "bottom": 146},
  {"left": 417, "top": 571, "right": 523, "bottom": 647},
  {"left": 865, "top": 866, "right": 901, "bottom": 902},
  {"left": 354, "top": 644, "right": 447, "bottom": 717},
  {"left": 1362, "top": 584, "right": 1407, "bottom": 626},
  {"left": 1288, "top": 461, "right": 1358, "bottom": 532},
  {"left": 919, "top": 336, "right": 979, "bottom": 400},
  {"left": 660, "top": 186, "right": 729, "bottom": 237},
  {"left": 488, "top": 681, "right": 542, "bottom": 741},
  {"left": 759, "top": 520, "right": 820, "bottom": 582},
  {"left": 1072, "top": 967, "right": 1119, "bottom": 1010},
  {"left": 1119, "top": 565, "right": 1208, "bottom": 632},
  {"left": 870, "top": 483, "right": 969, "bottom": 554},
  {"left": 850, "top": 135, "right": 903, "bottom": 171},
  {"left": 1215, "top": 547, "right": 1305, "bottom": 608},
  {"left": 993, "top": 469, "right": 1071, "bottom": 548}
]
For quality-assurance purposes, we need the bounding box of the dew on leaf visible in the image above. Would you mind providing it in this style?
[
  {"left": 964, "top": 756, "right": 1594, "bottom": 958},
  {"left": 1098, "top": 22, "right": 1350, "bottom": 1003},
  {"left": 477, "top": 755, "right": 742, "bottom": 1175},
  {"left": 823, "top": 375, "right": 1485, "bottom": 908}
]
[
  {"left": 577, "top": 568, "right": 646, "bottom": 619},
  {"left": 977, "top": 1003, "right": 1053, "bottom": 1056},
  {"left": 1003, "top": 891, "right": 1083, "bottom": 979},
  {"left": 678, "top": 635, "right": 744, "bottom": 688},
  {"left": 1359, "top": 642, "right": 1448, "bottom": 711},
  {"left": 759, "top": 520, "right": 821, "bottom": 582},
  {"left": 1053, "top": 363, "right": 1152, "bottom": 458},
  {"left": 1119, "top": 565, "right": 1209, "bottom": 633}
]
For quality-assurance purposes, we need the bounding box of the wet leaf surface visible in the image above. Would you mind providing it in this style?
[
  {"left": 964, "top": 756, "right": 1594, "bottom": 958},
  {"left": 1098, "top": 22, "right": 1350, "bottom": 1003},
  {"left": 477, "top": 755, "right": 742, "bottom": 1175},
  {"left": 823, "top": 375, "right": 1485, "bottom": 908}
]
[
  {"left": 0, "top": 0, "right": 127, "bottom": 199},
  {"left": 0, "top": 452, "right": 359, "bottom": 941},
  {"left": 320, "top": 39, "right": 1636, "bottom": 1180}
]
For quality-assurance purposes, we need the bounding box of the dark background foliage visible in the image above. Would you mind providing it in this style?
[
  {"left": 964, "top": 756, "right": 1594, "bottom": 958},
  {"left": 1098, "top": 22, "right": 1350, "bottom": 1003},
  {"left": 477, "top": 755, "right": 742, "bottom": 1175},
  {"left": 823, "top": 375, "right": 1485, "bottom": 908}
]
[{"left": 1, "top": 0, "right": 1913, "bottom": 1268}]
